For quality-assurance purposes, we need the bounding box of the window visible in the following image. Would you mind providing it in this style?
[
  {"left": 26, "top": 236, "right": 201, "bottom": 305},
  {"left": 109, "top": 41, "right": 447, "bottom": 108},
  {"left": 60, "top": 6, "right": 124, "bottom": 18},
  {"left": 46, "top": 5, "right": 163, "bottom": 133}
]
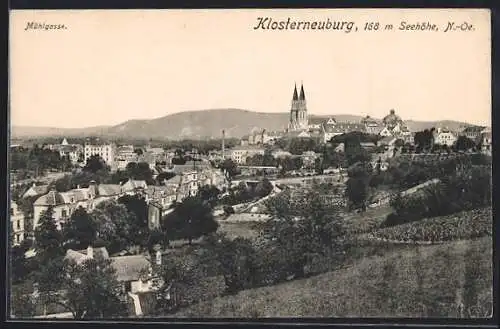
[
  {"left": 16, "top": 220, "right": 20, "bottom": 230},
  {"left": 10, "top": 208, "right": 13, "bottom": 216},
  {"left": 62, "top": 210, "right": 67, "bottom": 218},
  {"left": 15, "top": 234, "right": 20, "bottom": 243}
]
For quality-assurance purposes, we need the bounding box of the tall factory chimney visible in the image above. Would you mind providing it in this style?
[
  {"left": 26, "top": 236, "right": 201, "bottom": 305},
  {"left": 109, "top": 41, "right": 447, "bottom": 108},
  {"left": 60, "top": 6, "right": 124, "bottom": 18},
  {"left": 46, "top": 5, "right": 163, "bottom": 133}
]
[{"left": 221, "top": 130, "right": 225, "bottom": 160}]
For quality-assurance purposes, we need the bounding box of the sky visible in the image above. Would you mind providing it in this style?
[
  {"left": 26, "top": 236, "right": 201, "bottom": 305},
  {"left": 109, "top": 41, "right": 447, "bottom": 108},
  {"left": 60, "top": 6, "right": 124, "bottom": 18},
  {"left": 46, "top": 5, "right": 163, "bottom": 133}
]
[{"left": 10, "top": 9, "right": 491, "bottom": 128}]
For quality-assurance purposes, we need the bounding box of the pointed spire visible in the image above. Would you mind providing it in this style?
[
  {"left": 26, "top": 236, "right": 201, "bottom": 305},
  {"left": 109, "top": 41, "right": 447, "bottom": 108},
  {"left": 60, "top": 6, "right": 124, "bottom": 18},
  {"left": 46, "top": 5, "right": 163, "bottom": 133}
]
[
  {"left": 292, "top": 83, "right": 298, "bottom": 101},
  {"left": 299, "top": 82, "right": 305, "bottom": 100}
]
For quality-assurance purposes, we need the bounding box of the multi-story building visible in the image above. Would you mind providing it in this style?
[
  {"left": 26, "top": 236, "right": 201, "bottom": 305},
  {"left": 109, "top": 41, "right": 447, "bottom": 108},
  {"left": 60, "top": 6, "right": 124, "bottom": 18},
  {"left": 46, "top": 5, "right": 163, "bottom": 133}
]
[
  {"left": 84, "top": 142, "right": 116, "bottom": 167},
  {"left": 10, "top": 201, "right": 25, "bottom": 246},
  {"left": 230, "top": 146, "right": 266, "bottom": 165},
  {"left": 59, "top": 144, "right": 84, "bottom": 165},
  {"left": 461, "top": 125, "right": 486, "bottom": 141},
  {"left": 433, "top": 127, "right": 458, "bottom": 147}
]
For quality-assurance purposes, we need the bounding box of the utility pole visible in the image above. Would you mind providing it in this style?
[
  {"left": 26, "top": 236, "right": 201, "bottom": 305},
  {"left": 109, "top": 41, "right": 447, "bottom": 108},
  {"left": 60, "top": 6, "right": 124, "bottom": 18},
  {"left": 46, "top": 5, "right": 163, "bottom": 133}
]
[
  {"left": 222, "top": 130, "right": 225, "bottom": 161},
  {"left": 192, "top": 148, "right": 197, "bottom": 171}
]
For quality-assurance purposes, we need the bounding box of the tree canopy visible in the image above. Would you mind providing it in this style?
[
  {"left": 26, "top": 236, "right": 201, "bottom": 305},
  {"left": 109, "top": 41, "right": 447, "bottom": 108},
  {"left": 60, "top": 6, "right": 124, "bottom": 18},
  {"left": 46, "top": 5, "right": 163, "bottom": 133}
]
[{"left": 163, "top": 196, "right": 218, "bottom": 244}]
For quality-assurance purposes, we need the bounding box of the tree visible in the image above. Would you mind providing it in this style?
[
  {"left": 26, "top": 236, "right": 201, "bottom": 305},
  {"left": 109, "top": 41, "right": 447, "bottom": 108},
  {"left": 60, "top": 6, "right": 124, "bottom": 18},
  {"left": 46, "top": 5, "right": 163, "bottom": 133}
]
[
  {"left": 414, "top": 129, "right": 434, "bottom": 152},
  {"left": 263, "top": 189, "right": 346, "bottom": 279},
  {"left": 288, "top": 138, "right": 318, "bottom": 155},
  {"left": 115, "top": 195, "right": 149, "bottom": 249},
  {"left": 395, "top": 138, "right": 405, "bottom": 148},
  {"left": 152, "top": 254, "right": 204, "bottom": 313},
  {"left": 454, "top": 136, "right": 476, "bottom": 152},
  {"left": 16, "top": 196, "right": 39, "bottom": 235},
  {"left": 11, "top": 240, "right": 34, "bottom": 284},
  {"left": 34, "top": 206, "right": 64, "bottom": 263},
  {"left": 62, "top": 207, "right": 98, "bottom": 250},
  {"left": 255, "top": 178, "right": 273, "bottom": 198},
  {"left": 91, "top": 200, "right": 135, "bottom": 253},
  {"left": 203, "top": 233, "right": 258, "bottom": 294},
  {"left": 197, "top": 185, "right": 221, "bottom": 208},
  {"left": 345, "top": 162, "right": 372, "bottom": 212},
  {"left": 11, "top": 283, "right": 36, "bottom": 318},
  {"left": 277, "top": 156, "right": 303, "bottom": 173},
  {"left": 163, "top": 196, "right": 218, "bottom": 244},
  {"left": 83, "top": 155, "right": 108, "bottom": 174},
  {"left": 49, "top": 257, "right": 128, "bottom": 319},
  {"left": 146, "top": 230, "right": 169, "bottom": 255},
  {"left": 125, "top": 162, "right": 154, "bottom": 184},
  {"left": 220, "top": 159, "right": 238, "bottom": 185}
]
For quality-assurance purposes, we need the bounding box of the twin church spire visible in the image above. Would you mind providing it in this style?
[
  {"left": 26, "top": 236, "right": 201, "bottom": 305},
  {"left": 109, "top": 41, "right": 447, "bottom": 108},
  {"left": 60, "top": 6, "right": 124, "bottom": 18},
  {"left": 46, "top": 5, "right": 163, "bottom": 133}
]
[
  {"left": 289, "top": 82, "right": 308, "bottom": 131},
  {"left": 292, "top": 82, "right": 306, "bottom": 101}
]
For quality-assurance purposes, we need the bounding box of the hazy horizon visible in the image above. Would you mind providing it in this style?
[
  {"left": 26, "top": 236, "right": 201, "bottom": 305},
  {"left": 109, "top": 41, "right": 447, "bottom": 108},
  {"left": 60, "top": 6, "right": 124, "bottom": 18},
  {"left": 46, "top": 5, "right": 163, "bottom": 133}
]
[
  {"left": 10, "top": 9, "right": 491, "bottom": 128},
  {"left": 10, "top": 108, "right": 484, "bottom": 130}
]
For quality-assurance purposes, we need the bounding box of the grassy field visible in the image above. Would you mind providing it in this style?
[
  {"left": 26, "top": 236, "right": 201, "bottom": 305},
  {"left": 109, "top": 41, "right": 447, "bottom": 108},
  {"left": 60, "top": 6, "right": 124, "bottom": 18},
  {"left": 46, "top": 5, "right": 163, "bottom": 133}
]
[
  {"left": 170, "top": 237, "right": 493, "bottom": 318},
  {"left": 343, "top": 205, "right": 394, "bottom": 235},
  {"left": 217, "top": 222, "right": 261, "bottom": 240}
]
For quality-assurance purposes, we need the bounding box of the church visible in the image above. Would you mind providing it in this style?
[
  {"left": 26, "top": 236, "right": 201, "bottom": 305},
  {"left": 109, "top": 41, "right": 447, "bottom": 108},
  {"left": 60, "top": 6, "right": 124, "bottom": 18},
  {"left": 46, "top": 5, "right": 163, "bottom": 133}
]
[{"left": 288, "top": 82, "right": 309, "bottom": 131}]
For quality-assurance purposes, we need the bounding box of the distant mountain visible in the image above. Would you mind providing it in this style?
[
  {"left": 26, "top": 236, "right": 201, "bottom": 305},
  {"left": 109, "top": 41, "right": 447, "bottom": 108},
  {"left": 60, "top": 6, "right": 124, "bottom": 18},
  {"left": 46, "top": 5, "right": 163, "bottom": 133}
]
[{"left": 11, "top": 109, "right": 472, "bottom": 140}]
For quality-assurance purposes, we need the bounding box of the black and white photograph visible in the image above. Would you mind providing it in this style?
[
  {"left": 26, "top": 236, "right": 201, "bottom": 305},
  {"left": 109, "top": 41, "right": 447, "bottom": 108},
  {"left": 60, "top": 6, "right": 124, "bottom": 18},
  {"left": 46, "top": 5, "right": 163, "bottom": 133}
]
[{"left": 8, "top": 8, "right": 493, "bottom": 320}]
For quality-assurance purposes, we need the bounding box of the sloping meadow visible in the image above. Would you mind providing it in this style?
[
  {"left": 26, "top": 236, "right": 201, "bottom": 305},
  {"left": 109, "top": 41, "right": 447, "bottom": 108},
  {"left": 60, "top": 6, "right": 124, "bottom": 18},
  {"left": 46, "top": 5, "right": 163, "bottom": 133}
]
[{"left": 171, "top": 237, "right": 492, "bottom": 318}]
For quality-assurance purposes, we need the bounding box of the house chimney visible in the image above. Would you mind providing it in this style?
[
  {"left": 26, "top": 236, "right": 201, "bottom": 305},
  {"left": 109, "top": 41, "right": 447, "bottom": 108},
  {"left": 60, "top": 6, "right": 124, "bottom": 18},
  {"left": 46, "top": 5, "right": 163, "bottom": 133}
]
[{"left": 87, "top": 245, "right": 94, "bottom": 259}]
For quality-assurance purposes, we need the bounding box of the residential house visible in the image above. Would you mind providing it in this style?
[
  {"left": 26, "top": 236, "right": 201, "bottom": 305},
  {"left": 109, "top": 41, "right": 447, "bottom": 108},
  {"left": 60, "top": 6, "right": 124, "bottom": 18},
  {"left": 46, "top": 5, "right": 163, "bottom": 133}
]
[
  {"left": 433, "top": 127, "right": 457, "bottom": 147},
  {"left": 168, "top": 162, "right": 213, "bottom": 175},
  {"left": 121, "top": 179, "right": 148, "bottom": 195},
  {"left": 478, "top": 127, "right": 492, "bottom": 156},
  {"left": 33, "top": 183, "right": 101, "bottom": 230},
  {"left": 115, "top": 145, "right": 139, "bottom": 170},
  {"left": 176, "top": 171, "right": 200, "bottom": 201},
  {"left": 10, "top": 201, "right": 25, "bottom": 246},
  {"left": 58, "top": 144, "right": 84, "bottom": 165},
  {"left": 64, "top": 246, "right": 155, "bottom": 294},
  {"left": 461, "top": 125, "right": 485, "bottom": 141},
  {"left": 144, "top": 185, "right": 177, "bottom": 208},
  {"left": 361, "top": 115, "right": 384, "bottom": 135},
  {"left": 145, "top": 185, "right": 177, "bottom": 230},
  {"left": 32, "top": 180, "right": 140, "bottom": 230},
  {"left": 379, "top": 126, "right": 394, "bottom": 137},
  {"left": 22, "top": 183, "right": 49, "bottom": 199},
  {"left": 320, "top": 118, "right": 366, "bottom": 143}
]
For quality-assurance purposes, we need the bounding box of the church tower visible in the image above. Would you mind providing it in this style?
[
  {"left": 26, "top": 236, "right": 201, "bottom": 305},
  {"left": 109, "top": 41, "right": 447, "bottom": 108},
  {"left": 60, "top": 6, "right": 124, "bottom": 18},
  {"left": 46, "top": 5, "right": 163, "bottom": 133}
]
[{"left": 289, "top": 82, "right": 308, "bottom": 131}]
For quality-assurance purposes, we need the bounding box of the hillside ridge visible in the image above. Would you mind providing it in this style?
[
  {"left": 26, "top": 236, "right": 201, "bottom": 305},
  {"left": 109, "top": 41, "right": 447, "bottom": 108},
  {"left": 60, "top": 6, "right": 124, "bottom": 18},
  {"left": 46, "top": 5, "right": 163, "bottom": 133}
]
[{"left": 12, "top": 108, "right": 471, "bottom": 140}]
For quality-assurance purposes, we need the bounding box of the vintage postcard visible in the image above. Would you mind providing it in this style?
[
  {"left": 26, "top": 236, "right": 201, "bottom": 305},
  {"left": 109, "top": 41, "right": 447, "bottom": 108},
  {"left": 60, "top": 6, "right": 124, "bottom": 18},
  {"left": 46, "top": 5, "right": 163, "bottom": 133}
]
[{"left": 8, "top": 9, "right": 492, "bottom": 320}]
